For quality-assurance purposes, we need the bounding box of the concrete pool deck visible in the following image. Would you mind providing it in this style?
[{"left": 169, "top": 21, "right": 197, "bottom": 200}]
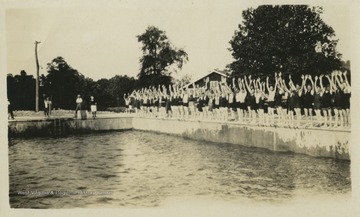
[{"left": 8, "top": 114, "right": 351, "bottom": 160}]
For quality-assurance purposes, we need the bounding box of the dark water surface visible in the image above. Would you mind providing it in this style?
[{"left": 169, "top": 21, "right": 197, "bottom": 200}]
[{"left": 8, "top": 131, "right": 351, "bottom": 208}]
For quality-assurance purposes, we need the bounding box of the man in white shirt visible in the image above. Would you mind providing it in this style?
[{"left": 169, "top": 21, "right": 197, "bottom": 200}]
[{"left": 74, "top": 95, "right": 83, "bottom": 118}]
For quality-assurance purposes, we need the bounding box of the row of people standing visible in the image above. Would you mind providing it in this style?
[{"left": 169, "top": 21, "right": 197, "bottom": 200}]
[{"left": 125, "top": 71, "right": 350, "bottom": 128}]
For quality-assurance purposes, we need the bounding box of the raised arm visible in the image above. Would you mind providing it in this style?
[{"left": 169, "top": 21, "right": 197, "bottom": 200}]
[
  {"left": 331, "top": 72, "right": 337, "bottom": 90},
  {"left": 334, "top": 71, "right": 342, "bottom": 90},
  {"left": 244, "top": 75, "right": 252, "bottom": 92},
  {"left": 288, "top": 75, "right": 296, "bottom": 91},
  {"left": 314, "top": 76, "right": 319, "bottom": 93},
  {"left": 266, "top": 76, "right": 270, "bottom": 92},
  {"left": 319, "top": 75, "right": 324, "bottom": 90},
  {"left": 325, "top": 74, "right": 334, "bottom": 93},
  {"left": 308, "top": 75, "right": 315, "bottom": 94},
  {"left": 343, "top": 71, "right": 350, "bottom": 88},
  {"left": 256, "top": 78, "right": 261, "bottom": 91},
  {"left": 274, "top": 76, "right": 278, "bottom": 92},
  {"left": 232, "top": 77, "right": 237, "bottom": 90},
  {"left": 337, "top": 71, "right": 344, "bottom": 83},
  {"left": 281, "top": 79, "right": 290, "bottom": 94},
  {"left": 238, "top": 77, "right": 243, "bottom": 90},
  {"left": 300, "top": 74, "right": 306, "bottom": 91}
]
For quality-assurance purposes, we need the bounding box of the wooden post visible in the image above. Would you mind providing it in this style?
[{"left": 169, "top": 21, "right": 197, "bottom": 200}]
[{"left": 35, "top": 41, "right": 41, "bottom": 112}]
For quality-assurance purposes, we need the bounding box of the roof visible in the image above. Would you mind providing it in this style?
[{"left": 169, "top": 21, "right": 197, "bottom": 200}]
[{"left": 182, "top": 70, "right": 230, "bottom": 89}]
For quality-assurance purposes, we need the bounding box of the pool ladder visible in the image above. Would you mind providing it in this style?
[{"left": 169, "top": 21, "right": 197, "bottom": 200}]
[{"left": 53, "top": 119, "right": 63, "bottom": 136}]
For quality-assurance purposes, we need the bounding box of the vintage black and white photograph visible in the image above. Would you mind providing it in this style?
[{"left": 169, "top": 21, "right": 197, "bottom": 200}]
[{"left": 1, "top": 0, "right": 358, "bottom": 216}]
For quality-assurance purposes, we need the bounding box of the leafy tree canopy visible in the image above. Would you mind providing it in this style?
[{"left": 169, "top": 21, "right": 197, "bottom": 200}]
[
  {"left": 44, "top": 56, "right": 86, "bottom": 109},
  {"left": 136, "top": 26, "right": 188, "bottom": 87},
  {"left": 229, "top": 5, "right": 342, "bottom": 80}
]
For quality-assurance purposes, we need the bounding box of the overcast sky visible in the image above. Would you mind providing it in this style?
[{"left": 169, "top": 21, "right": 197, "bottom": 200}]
[{"left": 5, "top": 1, "right": 350, "bottom": 81}]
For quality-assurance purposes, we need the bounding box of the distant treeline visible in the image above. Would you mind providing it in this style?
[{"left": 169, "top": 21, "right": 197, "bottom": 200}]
[{"left": 7, "top": 57, "right": 137, "bottom": 111}]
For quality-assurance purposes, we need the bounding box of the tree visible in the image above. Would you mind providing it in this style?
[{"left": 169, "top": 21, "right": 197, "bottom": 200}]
[
  {"left": 174, "top": 74, "right": 192, "bottom": 87},
  {"left": 136, "top": 26, "right": 188, "bottom": 87},
  {"left": 45, "top": 56, "right": 87, "bottom": 109},
  {"left": 228, "top": 5, "right": 342, "bottom": 81},
  {"left": 7, "top": 71, "right": 36, "bottom": 110},
  {"left": 108, "top": 75, "right": 136, "bottom": 106}
]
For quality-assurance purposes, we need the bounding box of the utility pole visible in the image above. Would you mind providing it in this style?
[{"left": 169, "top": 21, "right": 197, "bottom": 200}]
[{"left": 35, "top": 41, "right": 41, "bottom": 112}]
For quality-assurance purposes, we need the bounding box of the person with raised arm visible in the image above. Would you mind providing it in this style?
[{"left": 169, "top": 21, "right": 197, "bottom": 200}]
[
  {"left": 177, "top": 88, "right": 184, "bottom": 119},
  {"left": 341, "top": 71, "right": 351, "bottom": 127},
  {"left": 336, "top": 70, "right": 348, "bottom": 127},
  {"left": 332, "top": 71, "right": 344, "bottom": 127},
  {"left": 207, "top": 89, "right": 215, "bottom": 120},
  {"left": 203, "top": 89, "right": 210, "bottom": 120},
  {"left": 281, "top": 77, "right": 294, "bottom": 126},
  {"left": 319, "top": 74, "right": 332, "bottom": 127},
  {"left": 230, "top": 83, "right": 237, "bottom": 121},
  {"left": 244, "top": 75, "right": 256, "bottom": 124},
  {"left": 288, "top": 74, "right": 303, "bottom": 127},
  {"left": 195, "top": 85, "right": 202, "bottom": 119},
  {"left": 260, "top": 81, "right": 268, "bottom": 125},
  {"left": 160, "top": 85, "right": 167, "bottom": 118},
  {"left": 196, "top": 87, "right": 204, "bottom": 120},
  {"left": 165, "top": 84, "right": 172, "bottom": 118},
  {"left": 280, "top": 77, "right": 289, "bottom": 125},
  {"left": 234, "top": 78, "right": 244, "bottom": 122},
  {"left": 213, "top": 84, "right": 221, "bottom": 120},
  {"left": 124, "top": 93, "right": 130, "bottom": 113},
  {"left": 141, "top": 90, "right": 146, "bottom": 115},
  {"left": 332, "top": 71, "right": 346, "bottom": 127},
  {"left": 266, "top": 73, "right": 277, "bottom": 125},
  {"left": 222, "top": 81, "right": 233, "bottom": 121},
  {"left": 147, "top": 88, "right": 153, "bottom": 115},
  {"left": 201, "top": 79, "right": 210, "bottom": 120},
  {"left": 146, "top": 88, "right": 152, "bottom": 115},
  {"left": 232, "top": 77, "right": 240, "bottom": 121},
  {"left": 238, "top": 78, "right": 248, "bottom": 122},
  {"left": 303, "top": 74, "right": 315, "bottom": 126},
  {"left": 182, "top": 87, "right": 189, "bottom": 119},
  {"left": 188, "top": 84, "right": 195, "bottom": 119},
  {"left": 254, "top": 78, "right": 264, "bottom": 125},
  {"left": 313, "top": 75, "right": 323, "bottom": 126},
  {"left": 274, "top": 72, "right": 285, "bottom": 126},
  {"left": 218, "top": 83, "right": 226, "bottom": 121},
  {"left": 170, "top": 84, "right": 178, "bottom": 118}
]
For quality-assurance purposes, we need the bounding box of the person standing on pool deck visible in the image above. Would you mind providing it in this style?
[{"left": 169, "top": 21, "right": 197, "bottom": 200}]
[
  {"left": 332, "top": 71, "right": 344, "bottom": 127},
  {"left": 313, "top": 76, "right": 323, "bottom": 126},
  {"left": 289, "top": 75, "right": 304, "bottom": 127},
  {"left": 74, "top": 95, "right": 83, "bottom": 118},
  {"left": 244, "top": 75, "right": 256, "bottom": 123},
  {"left": 44, "top": 97, "right": 49, "bottom": 117},
  {"left": 302, "top": 75, "right": 315, "bottom": 126},
  {"left": 266, "top": 74, "right": 277, "bottom": 125},
  {"left": 8, "top": 99, "right": 15, "bottom": 120},
  {"left": 274, "top": 73, "right": 285, "bottom": 126},
  {"left": 90, "top": 96, "right": 97, "bottom": 119},
  {"left": 319, "top": 75, "right": 332, "bottom": 127},
  {"left": 44, "top": 97, "right": 52, "bottom": 117},
  {"left": 238, "top": 78, "right": 248, "bottom": 123},
  {"left": 340, "top": 71, "right": 351, "bottom": 127}
]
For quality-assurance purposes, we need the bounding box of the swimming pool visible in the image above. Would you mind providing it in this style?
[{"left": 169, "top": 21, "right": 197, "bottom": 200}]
[{"left": 8, "top": 131, "right": 351, "bottom": 208}]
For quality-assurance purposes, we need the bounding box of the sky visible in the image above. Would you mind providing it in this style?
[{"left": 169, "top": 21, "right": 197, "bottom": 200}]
[{"left": 5, "top": 1, "right": 351, "bottom": 82}]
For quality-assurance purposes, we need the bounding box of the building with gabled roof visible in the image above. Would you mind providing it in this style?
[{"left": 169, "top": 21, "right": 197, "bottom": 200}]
[{"left": 183, "top": 69, "right": 230, "bottom": 89}]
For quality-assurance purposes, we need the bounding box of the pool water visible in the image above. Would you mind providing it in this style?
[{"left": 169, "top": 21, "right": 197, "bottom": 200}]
[{"left": 8, "top": 131, "right": 351, "bottom": 208}]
